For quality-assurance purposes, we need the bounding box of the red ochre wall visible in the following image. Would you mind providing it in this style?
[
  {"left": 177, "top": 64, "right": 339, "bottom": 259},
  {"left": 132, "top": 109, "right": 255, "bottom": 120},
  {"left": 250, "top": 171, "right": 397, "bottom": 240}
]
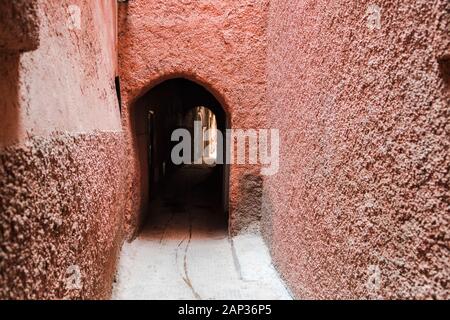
[
  {"left": 0, "top": 1, "right": 125, "bottom": 299},
  {"left": 263, "top": 0, "right": 449, "bottom": 299}
]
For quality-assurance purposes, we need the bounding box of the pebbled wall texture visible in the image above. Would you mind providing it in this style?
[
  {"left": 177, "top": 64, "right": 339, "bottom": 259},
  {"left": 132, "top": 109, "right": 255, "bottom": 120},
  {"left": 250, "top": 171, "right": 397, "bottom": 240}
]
[
  {"left": 263, "top": 0, "right": 449, "bottom": 299},
  {"left": 0, "top": 0, "right": 40, "bottom": 52},
  {"left": 0, "top": 133, "right": 126, "bottom": 299},
  {"left": 117, "top": 0, "right": 269, "bottom": 236},
  {"left": 0, "top": 1, "right": 125, "bottom": 299}
]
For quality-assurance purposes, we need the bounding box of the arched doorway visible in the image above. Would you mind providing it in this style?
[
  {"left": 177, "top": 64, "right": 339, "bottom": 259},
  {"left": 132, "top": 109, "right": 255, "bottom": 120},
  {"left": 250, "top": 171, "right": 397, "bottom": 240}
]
[{"left": 131, "top": 78, "right": 229, "bottom": 233}]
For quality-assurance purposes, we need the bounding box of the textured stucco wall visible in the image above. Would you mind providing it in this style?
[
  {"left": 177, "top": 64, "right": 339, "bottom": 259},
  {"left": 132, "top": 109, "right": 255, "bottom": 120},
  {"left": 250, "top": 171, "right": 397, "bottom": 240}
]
[
  {"left": 117, "top": 0, "right": 269, "bottom": 236},
  {"left": 0, "top": 0, "right": 121, "bottom": 148},
  {"left": 0, "top": 133, "right": 125, "bottom": 299},
  {"left": 0, "top": 1, "right": 125, "bottom": 299},
  {"left": 264, "top": 0, "right": 449, "bottom": 299},
  {"left": 0, "top": 0, "right": 40, "bottom": 52}
]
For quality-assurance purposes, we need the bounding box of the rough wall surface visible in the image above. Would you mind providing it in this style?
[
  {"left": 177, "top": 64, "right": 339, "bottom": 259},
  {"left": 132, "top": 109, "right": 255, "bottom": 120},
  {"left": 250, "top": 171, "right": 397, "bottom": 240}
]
[
  {"left": 0, "top": 133, "right": 125, "bottom": 299},
  {"left": 118, "top": 0, "right": 269, "bottom": 235},
  {"left": 264, "top": 0, "right": 449, "bottom": 299},
  {"left": 0, "top": 1, "right": 124, "bottom": 299},
  {"left": 0, "top": 0, "right": 40, "bottom": 52}
]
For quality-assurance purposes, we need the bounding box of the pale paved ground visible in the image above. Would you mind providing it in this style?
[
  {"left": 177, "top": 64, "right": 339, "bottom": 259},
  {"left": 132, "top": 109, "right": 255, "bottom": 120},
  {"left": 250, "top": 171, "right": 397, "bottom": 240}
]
[{"left": 112, "top": 191, "right": 291, "bottom": 299}]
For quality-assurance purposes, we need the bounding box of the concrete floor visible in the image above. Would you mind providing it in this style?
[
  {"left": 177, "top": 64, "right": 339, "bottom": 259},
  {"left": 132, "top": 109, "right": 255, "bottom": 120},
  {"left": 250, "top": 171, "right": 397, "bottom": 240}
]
[{"left": 112, "top": 165, "right": 291, "bottom": 300}]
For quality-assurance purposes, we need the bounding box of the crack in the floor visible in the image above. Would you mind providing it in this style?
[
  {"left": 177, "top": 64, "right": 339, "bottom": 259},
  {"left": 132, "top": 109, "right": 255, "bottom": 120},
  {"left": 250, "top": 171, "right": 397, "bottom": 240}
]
[
  {"left": 228, "top": 236, "right": 244, "bottom": 281},
  {"left": 178, "top": 210, "right": 201, "bottom": 300},
  {"left": 175, "top": 237, "right": 186, "bottom": 265},
  {"left": 159, "top": 211, "right": 175, "bottom": 244},
  {"left": 228, "top": 236, "right": 259, "bottom": 284}
]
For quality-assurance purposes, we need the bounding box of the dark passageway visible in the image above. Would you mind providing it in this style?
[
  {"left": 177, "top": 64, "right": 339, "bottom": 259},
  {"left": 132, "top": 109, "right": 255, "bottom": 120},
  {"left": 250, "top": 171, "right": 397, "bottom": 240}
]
[
  {"left": 110, "top": 78, "right": 289, "bottom": 300},
  {"left": 131, "top": 78, "right": 229, "bottom": 233}
]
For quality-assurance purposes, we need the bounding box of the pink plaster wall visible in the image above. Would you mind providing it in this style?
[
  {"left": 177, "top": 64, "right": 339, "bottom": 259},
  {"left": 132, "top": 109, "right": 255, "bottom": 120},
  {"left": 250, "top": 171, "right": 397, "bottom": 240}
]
[
  {"left": 0, "top": 1, "right": 125, "bottom": 299},
  {"left": 264, "top": 0, "right": 449, "bottom": 299},
  {"left": 117, "top": 0, "right": 269, "bottom": 235},
  {"left": 0, "top": 0, "right": 121, "bottom": 148}
]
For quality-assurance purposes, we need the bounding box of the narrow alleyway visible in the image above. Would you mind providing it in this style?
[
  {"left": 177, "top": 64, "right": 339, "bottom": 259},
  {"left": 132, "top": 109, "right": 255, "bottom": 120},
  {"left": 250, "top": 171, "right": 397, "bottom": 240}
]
[
  {"left": 2, "top": 0, "right": 448, "bottom": 301},
  {"left": 112, "top": 165, "right": 291, "bottom": 300}
]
